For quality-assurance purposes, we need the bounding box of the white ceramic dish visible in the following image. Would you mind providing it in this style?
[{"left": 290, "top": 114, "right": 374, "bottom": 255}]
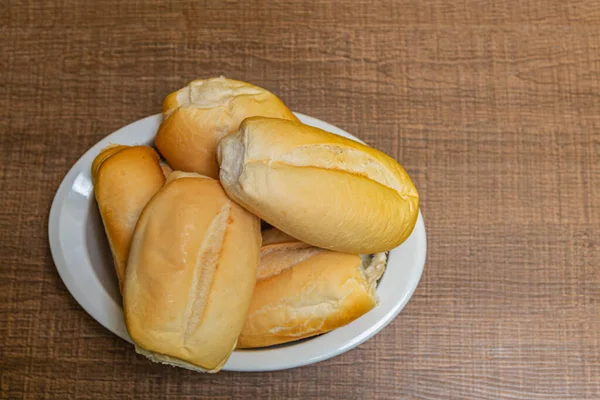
[{"left": 48, "top": 112, "right": 426, "bottom": 372}]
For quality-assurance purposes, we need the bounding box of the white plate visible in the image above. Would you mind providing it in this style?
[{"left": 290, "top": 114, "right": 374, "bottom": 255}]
[{"left": 48, "top": 112, "right": 426, "bottom": 372}]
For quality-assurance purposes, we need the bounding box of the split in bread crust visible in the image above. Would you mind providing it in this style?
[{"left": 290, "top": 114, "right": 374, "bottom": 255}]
[
  {"left": 218, "top": 117, "right": 419, "bottom": 254},
  {"left": 123, "top": 172, "right": 261, "bottom": 372},
  {"left": 238, "top": 229, "right": 387, "bottom": 348}
]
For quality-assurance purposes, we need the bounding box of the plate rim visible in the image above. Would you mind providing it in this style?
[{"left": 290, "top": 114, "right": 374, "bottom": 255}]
[{"left": 48, "top": 112, "right": 427, "bottom": 372}]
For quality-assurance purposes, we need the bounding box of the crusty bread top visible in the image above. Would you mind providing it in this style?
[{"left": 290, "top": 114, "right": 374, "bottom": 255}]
[
  {"left": 123, "top": 171, "right": 261, "bottom": 372},
  {"left": 218, "top": 117, "right": 420, "bottom": 253},
  {"left": 162, "top": 77, "right": 285, "bottom": 116},
  {"left": 91, "top": 144, "right": 129, "bottom": 184},
  {"left": 221, "top": 117, "right": 418, "bottom": 198},
  {"left": 155, "top": 77, "right": 298, "bottom": 178},
  {"left": 238, "top": 244, "right": 388, "bottom": 348},
  {"left": 91, "top": 145, "right": 165, "bottom": 290}
]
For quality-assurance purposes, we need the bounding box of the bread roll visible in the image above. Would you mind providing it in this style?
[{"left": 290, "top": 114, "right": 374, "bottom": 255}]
[
  {"left": 155, "top": 77, "right": 298, "bottom": 179},
  {"left": 91, "top": 145, "right": 165, "bottom": 291},
  {"left": 218, "top": 117, "right": 420, "bottom": 254},
  {"left": 123, "top": 172, "right": 261, "bottom": 372},
  {"left": 238, "top": 238, "right": 387, "bottom": 348}
]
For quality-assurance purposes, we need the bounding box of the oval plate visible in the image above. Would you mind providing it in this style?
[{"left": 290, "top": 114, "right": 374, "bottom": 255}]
[{"left": 48, "top": 113, "right": 426, "bottom": 372}]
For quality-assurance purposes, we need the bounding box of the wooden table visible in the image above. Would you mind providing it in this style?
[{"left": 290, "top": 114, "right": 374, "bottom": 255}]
[{"left": 2, "top": 1, "right": 599, "bottom": 398}]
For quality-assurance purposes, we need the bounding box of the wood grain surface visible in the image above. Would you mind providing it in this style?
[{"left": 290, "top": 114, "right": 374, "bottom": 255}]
[{"left": 1, "top": 0, "right": 599, "bottom": 399}]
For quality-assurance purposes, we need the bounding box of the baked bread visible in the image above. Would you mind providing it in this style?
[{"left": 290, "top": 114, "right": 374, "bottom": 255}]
[
  {"left": 123, "top": 172, "right": 261, "bottom": 372},
  {"left": 238, "top": 234, "right": 387, "bottom": 348},
  {"left": 91, "top": 145, "right": 165, "bottom": 291},
  {"left": 155, "top": 77, "right": 298, "bottom": 179},
  {"left": 218, "top": 117, "right": 420, "bottom": 254}
]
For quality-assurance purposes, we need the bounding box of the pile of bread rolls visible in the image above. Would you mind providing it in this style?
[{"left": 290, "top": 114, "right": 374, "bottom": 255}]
[{"left": 92, "top": 77, "right": 419, "bottom": 373}]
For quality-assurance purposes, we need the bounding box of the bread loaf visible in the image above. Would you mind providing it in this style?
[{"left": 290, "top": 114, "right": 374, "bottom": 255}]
[
  {"left": 155, "top": 77, "right": 298, "bottom": 178},
  {"left": 218, "top": 117, "right": 420, "bottom": 254},
  {"left": 238, "top": 235, "right": 387, "bottom": 348},
  {"left": 123, "top": 172, "right": 261, "bottom": 372},
  {"left": 91, "top": 145, "right": 165, "bottom": 291}
]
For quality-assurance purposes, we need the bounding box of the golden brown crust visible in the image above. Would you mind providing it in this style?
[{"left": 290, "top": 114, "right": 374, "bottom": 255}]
[
  {"left": 218, "top": 117, "right": 420, "bottom": 254},
  {"left": 155, "top": 77, "right": 298, "bottom": 178},
  {"left": 123, "top": 172, "right": 261, "bottom": 372},
  {"left": 91, "top": 144, "right": 128, "bottom": 183},
  {"left": 91, "top": 145, "right": 165, "bottom": 291},
  {"left": 238, "top": 245, "right": 379, "bottom": 348}
]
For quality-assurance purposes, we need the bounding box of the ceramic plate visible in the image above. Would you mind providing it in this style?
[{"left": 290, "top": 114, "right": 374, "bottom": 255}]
[{"left": 48, "top": 112, "right": 426, "bottom": 372}]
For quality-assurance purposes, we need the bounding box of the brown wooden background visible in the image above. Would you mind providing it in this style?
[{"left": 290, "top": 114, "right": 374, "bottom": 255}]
[{"left": 2, "top": 0, "right": 599, "bottom": 399}]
